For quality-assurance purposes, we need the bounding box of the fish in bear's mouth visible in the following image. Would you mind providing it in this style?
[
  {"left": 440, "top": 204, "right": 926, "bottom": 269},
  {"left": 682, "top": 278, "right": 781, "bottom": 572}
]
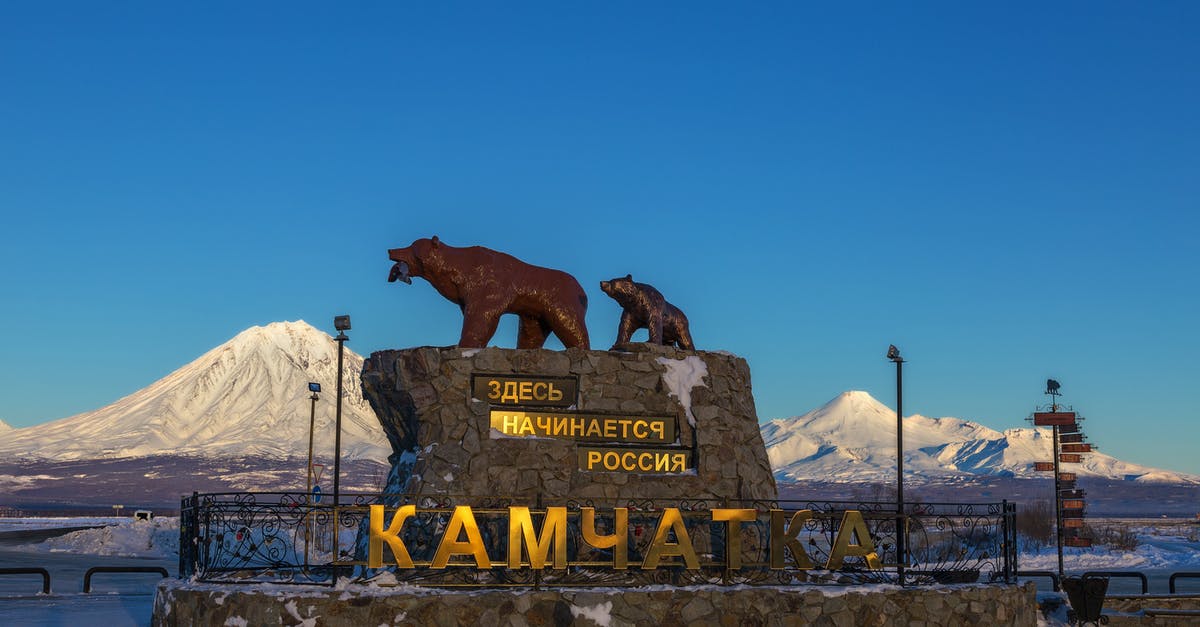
[{"left": 388, "top": 260, "right": 412, "bottom": 284}]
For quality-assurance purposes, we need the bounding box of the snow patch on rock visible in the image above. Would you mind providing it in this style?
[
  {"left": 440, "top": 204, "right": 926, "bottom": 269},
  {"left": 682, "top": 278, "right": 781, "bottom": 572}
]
[{"left": 656, "top": 356, "right": 708, "bottom": 426}]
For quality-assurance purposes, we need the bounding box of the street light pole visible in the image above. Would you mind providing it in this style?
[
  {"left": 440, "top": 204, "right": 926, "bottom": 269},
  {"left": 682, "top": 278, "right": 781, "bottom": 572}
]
[
  {"left": 887, "top": 344, "right": 906, "bottom": 586},
  {"left": 331, "top": 316, "right": 350, "bottom": 509},
  {"left": 304, "top": 382, "right": 320, "bottom": 567},
  {"left": 306, "top": 384, "right": 320, "bottom": 498},
  {"left": 330, "top": 315, "right": 350, "bottom": 569}
]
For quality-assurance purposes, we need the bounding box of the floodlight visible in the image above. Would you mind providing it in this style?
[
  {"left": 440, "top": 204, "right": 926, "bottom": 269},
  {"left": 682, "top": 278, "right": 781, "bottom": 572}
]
[
  {"left": 334, "top": 315, "right": 351, "bottom": 331},
  {"left": 308, "top": 382, "right": 321, "bottom": 393}
]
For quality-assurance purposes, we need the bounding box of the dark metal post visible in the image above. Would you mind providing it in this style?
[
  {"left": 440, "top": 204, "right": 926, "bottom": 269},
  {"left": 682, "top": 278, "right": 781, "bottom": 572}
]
[
  {"left": 330, "top": 315, "right": 350, "bottom": 572},
  {"left": 1052, "top": 398, "right": 1064, "bottom": 580},
  {"left": 895, "top": 357, "right": 905, "bottom": 585},
  {"left": 305, "top": 387, "right": 319, "bottom": 567},
  {"left": 887, "top": 345, "right": 905, "bottom": 585},
  {"left": 332, "top": 329, "right": 347, "bottom": 507},
  {"left": 307, "top": 391, "right": 319, "bottom": 497}
]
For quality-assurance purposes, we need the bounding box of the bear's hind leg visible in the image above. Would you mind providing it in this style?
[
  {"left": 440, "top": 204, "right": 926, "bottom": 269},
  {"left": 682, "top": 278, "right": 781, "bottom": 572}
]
[
  {"left": 517, "top": 316, "right": 552, "bottom": 349},
  {"left": 547, "top": 307, "right": 590, "bottom": 350}
]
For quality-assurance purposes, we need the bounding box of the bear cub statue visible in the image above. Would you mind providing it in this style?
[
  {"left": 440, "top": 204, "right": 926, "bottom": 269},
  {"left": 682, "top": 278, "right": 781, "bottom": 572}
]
[{"left": 599, "top": 274, "right": 695, "bottom": 350}]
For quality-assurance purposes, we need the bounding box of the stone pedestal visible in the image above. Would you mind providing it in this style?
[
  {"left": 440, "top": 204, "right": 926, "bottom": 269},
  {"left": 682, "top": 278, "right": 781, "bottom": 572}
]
[{"left": 360, "top": 343, "right": 776, "bottom": 502}]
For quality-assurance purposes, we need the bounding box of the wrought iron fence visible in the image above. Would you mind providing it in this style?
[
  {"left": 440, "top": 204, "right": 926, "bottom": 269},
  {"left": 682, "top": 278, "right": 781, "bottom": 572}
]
[{"left": 179, "top": 492, "right": 1016, "bottom": 588}]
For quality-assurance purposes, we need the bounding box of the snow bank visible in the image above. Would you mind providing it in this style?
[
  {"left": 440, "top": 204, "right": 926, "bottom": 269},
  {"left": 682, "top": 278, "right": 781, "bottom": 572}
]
[{"left": 16, "top": 517, "right": 179, "bottom": 559}]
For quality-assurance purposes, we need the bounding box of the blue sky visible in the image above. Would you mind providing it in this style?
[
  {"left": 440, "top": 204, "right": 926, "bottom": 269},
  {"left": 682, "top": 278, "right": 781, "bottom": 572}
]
[{"left": 2, "top": 3, "right": 1198, "bottom": 473}]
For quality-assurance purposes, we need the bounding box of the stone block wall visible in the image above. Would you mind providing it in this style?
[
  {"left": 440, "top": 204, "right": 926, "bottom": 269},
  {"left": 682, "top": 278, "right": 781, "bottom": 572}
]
[
  {"left": 153, "top": 580, "right": 1039, "bottom": 626},
  {"left": 359, "top": 343, "right": 777, "bottom": 502}
]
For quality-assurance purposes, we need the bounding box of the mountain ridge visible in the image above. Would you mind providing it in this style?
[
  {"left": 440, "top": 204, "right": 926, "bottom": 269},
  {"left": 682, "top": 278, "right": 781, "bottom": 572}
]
[{"left": 764, "top": 390, "right": 1200, "bottom": 485}]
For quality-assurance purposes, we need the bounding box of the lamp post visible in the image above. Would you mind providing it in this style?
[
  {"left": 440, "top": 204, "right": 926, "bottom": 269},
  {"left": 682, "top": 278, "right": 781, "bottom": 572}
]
[
  {"left": 331, "top": 315, "right": 350, "bottom": 509},
  {"left": 887, "top": 344, "right": 906, "bottom": 585},
  {"left": 304, "top": 381, "right": 320, "bottom": 567},
  {"left": 329, "top": 315, "right": 350, "bottom": 570},
  {"left": 305, "top": 382, "right": 321, "bottom": 498}
]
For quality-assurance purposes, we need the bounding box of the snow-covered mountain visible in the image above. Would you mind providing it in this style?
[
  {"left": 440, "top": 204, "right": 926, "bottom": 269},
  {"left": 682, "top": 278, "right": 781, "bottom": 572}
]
[
  {"left": 0, "top": 419, "right": 12, "bottom": 433},
  {"left": 764, "top": 391, "right": 1200, "bottom": 485},
  {"left": 0, "top": 321, "right": 389, "bottom": 463}
]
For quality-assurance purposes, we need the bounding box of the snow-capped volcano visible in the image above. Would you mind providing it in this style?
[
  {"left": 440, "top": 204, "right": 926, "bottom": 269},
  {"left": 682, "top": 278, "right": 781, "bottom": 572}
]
[
  {"left": 0, "top": 321, "right": 389, "bottom": 462},
  {"left": 764, "top": 391, "right": 1200, "bottom": 485}
]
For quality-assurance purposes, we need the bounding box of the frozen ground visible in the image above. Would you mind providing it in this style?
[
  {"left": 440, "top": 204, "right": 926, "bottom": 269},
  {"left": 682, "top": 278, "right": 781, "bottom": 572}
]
[{"left": 1, "top": 517, "right": 1198, "bottom": 625}]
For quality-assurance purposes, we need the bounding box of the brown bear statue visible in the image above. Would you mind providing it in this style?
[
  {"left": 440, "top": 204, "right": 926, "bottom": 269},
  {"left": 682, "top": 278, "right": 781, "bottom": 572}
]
[
  {"left": 388, "top": 236, "right": 590, "bottom": 349},
  {"left": 599, "top": 274, "right": 694, "bottom": 350}
]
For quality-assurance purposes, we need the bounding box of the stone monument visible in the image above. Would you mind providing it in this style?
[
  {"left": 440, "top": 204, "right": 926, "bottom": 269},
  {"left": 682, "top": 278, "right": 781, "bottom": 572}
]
[{"left": 361, "top": 342, "right": 776, "bottom": 502}]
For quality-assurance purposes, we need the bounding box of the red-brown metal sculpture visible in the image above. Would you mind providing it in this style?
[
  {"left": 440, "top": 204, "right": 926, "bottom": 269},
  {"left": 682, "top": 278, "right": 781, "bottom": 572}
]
[
  {"left": 600, "top": 274, "right": 694, "bottom": 350},
  {"left": 388, "top": 236, "right": 590, "bottom": 349}
]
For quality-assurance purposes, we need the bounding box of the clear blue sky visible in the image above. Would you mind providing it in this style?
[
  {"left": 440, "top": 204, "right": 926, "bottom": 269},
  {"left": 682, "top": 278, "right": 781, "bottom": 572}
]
[{"left": 2, "top": 3, "right": 1197, "bottom": 473}]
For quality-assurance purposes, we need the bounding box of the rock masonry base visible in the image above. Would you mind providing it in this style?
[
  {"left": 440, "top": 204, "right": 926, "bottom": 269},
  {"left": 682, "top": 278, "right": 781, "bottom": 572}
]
[{"left": 153, "top": 579, "right": 1037, "bottom": 626}]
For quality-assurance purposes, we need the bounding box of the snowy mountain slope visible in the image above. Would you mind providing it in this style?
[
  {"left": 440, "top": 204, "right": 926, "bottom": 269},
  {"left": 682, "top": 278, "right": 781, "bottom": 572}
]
[
  {"left": 0, "top": 321, "right": 389, "bottom": 462},
  {"left": 765, "top": 391, "right": 1200, "bottom": 485},
  {"left": 0, "top": 419, "right": 12, "bottom": 433}
]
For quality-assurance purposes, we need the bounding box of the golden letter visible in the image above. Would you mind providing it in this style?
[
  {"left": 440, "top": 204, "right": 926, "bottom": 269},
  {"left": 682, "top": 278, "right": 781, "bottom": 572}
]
[
  {"left": 500, "top": 382, "right": 520, "bottom": 404},
  {"left": 712, "top": 508, "right": 757, "bottom": 569},
  {"left": 769, "top": 509, "right": 814, "bottom": 569},
  {"left": 507, "top": 507, "right": 567, "bottom": 569},
  {"left": 431, "top": 506, "right": 492, "bottom": 568},
  {"left": 582, "top": 507, "right": 627, "bottom": 569},
  {"left": 487, "top": 380, "right": 501, "bottom": 400},
  {"left": 532, "top": 381, "right": 548, "bottom": 400},
  {"left": 518, "top": 381, "right": 533, "bottom": 401},
  {"left": 548, "top": 383, "right": 563, "bottom": 401},
  {"left": 826, "top": 510, "right": 882, "bottom": 570},
  {"left": 586, "top": 450, "right": 602, "bottom": 470},
  {"left": 642, "top": 508, "right": 699, "bottom": 570},
  {"left": 368, "top": 504, "right": 415, "bottom": 568}
]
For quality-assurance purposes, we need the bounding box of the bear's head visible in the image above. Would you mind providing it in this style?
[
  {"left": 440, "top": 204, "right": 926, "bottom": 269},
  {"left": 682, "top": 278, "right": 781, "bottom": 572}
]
[
  {"left": 388, "top": 235, "right": 442, "bottom": 284},
  {"left": 600, "top": 274, "right": 637, "bottom": 301}
]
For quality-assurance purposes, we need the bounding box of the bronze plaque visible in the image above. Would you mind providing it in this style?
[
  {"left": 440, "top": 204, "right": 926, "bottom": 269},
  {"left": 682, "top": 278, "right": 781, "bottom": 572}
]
[
  {"left": 1059, "top": 472, "right": 1077, "bottom": 482},
  {"left": 577, "top": 446, "right": 692, "bottom": 474},
  {"left": 1061, "top": 443, "right": 1091, "bottom": 453},
  {"left": 1059, "top": 433, "right": 1084, "bottom": 444},
  {"left": 1061, "top": 499, "right": 1086, "bottom": 510},
  {"left": 472, "top": 374, "right": 578, "bottom": 407},
  {"left": 1063, "top": 519, "right": 1085, "bottom": 529},
  {"left": 490, "top": 410, "right": 675, "bottom": 444},
  {"left": 1033, "top": 412, "right": 1077, "bottom": 426},
  {"left": 1034, "top": 462, "right": 1056, "bottom": 472},
  {"left": 1058, "top": 423, "right": 1080, "bottom": 434},
  {"left": 1060, "top": 453, "right": 1082, "bottom": 463}
]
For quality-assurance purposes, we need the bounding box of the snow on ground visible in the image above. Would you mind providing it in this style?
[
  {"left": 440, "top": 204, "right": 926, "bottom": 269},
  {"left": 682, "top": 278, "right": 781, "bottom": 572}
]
[
  {"left": 12, "top": 516, "right": 179, "bottom": 559},
  {"left": 1020, "top": 521, "right": 1200, "bottom": 571},
  {"left": 0, "top": 516, "right": 124, "bottom": 533}
]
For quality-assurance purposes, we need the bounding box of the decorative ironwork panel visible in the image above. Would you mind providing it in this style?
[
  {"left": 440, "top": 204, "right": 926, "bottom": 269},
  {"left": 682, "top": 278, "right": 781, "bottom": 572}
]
[{"left": 179, "top": 492, "right": 1017, "bottom": 588}]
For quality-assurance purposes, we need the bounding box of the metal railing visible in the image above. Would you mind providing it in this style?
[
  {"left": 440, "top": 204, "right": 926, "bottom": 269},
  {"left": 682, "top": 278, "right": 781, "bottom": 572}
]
[
  {"left": 0, "top": 568, "right": 51, "bottom": 594},
  {"left": 1083, "top": 570, "right": 1148, "bottom": 595},
  {"left": 179, "top": 491, "right": 1018, "bottom": 588},
  {"left": 82, "top": 566, "right": 169, "bottom": 593},
  {"left": 1169, "top": 572, "right": 1200, "bottom": 594}
]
